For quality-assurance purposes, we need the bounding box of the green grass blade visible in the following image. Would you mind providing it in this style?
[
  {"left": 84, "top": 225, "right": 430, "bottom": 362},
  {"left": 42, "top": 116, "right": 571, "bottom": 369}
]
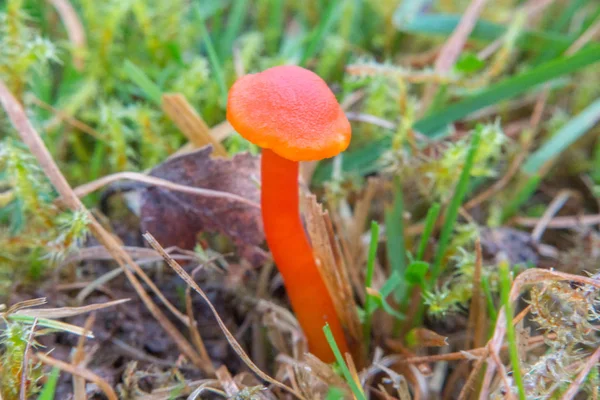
[
  {"left": 266, "top": 0, "right": 285, "bottom": 54},
  {"left": 220, "top": 0, "right": 249, "bottom": 58},
  {"left": 534, "top": 0, "right": 587, "bottom": 63},
  {"left": 429, "top": 127, "right": 482, "bottom": 286},
  {"left": 416, "top": 203, "right": 441, "bottom": 261},
  {"left": 37, "top": 367, "right": 60, "bottom": 400},
  {"left": 323, "top": 324, "right": 367, "bottom": 400},
  {"left": 196, "top": 5, "right": 229, "bottom": 107},
  {"left": 481, "top": 275, "right": 497, "bottom": 323},
  {"left": 325, "top": 387, "right": 346, "bottom": 400},
  {"left": 123, "top": 60, "right": 162, "bottom": 105},
  {"left": 196, "top": 0, "right": 229, "bottom": 22},
  {"left": 396, "top": 13, "right": 573, "bottom": 51},
  {"left": 363, "top": 221, "right": 380, "bottom": 349},
  {"left": 385, "top": 177, "right": 407, "bottom": 300},
  {"left": 499, "top": 261, "right": 526, "bottom": 400},
  {"left": 522, "top": 97, "right": 600, "bottom": 174},
  {"left": 414, "top": 46, "right": 600, "bottom": 136},
  {"left": 299, "top": 1, "right": 340, "bottom": 66}
]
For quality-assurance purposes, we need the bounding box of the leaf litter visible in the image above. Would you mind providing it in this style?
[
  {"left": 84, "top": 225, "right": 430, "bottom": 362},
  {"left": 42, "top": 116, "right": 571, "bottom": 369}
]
[{"left": 140, "top": 146, "right": 267, "bottom": 267}]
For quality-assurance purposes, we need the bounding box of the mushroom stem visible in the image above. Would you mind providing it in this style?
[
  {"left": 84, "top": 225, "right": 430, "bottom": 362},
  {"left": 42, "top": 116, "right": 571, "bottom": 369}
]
[{"left": 261, "top": 149, "right": 349, "bottom": 362}]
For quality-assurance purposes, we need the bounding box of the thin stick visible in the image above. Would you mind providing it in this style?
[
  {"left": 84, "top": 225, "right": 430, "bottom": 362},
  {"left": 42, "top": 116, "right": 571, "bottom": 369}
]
[
  {"left": 72, "top": 314, "right": 95, "bottom": 400},
  {"left": 457, "top": 351, "right": 488, "bottom": 400},
  {"left": 531, "top": 190, "right": 573, "bottom": 242},
  {"left": 69, "top": 171, "right": 259, "bottom": 208},
  {"left": 185, "top": 265, "right": 216, "bottom": 376},
  {"left": 31, "top": 96, "right": 104, "bottom": 140},
  {"left": 514, "top": 214, "right": 600, "bottom": 228}
]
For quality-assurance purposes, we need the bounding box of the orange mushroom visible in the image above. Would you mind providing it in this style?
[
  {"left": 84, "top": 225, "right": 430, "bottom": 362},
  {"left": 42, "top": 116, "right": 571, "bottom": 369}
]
[{"left": 226, "top": 65, "right": 351, "bottom": 362}]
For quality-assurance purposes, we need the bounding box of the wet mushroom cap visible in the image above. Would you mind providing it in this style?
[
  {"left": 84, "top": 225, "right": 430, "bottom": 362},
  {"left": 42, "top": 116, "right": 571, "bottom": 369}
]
[{"left": 226, "top": 65, "right": 351, "bottom": 162}]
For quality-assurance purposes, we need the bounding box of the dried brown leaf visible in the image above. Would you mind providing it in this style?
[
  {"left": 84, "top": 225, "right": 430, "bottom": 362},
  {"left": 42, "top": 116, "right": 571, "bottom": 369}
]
[{"left": 140, "top": 146, "right": 266, "bottom": 266}]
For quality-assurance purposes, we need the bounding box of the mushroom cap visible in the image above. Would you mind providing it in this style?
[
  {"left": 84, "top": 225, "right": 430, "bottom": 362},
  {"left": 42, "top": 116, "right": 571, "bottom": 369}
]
[{"left": 226, "top": 65, "right": 351, "bottom": 162}]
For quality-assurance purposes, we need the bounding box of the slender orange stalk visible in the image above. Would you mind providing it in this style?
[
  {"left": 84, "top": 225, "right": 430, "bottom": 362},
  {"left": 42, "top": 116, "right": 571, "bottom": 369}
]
[{"left": 261, "top": 149, "right": 348, "bottom": 361}]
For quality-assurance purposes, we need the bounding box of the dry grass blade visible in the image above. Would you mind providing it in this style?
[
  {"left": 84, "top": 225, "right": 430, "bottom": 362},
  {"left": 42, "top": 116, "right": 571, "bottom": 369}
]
[
  {"left": 31, "top": 96, "right": 104, "bottom": 140},
  {"left": 70, "top": 171, "right": 259, "bottom": 208},
  {"left": 514, "top": 214, "right": 600, "bottom": 228},
  {"left": 162, "top": 93, "right": 228, "bottom": 157},
  {"left": 302, "top": 194, "right": 363, "bottom": 364},
  {"left": 419, "top": 0, "right": 488, "bottom": 112},
  {"left": 143, "top": 232, "right": 308, "bottom": 400},
  {"left": 531, "top": 190, "right": 573, "bottom": 241},
  {"left": 5, "top": 298, "right": 47, "bottom": 314},
  {"left": 36, "top": 353, "right": 118, "bottom": 400},
  {"left": 47, "top": 0, "right": 86, "bottom": 71},
  {"left": 0, "top": 78, "right": 205, "bottom": 369},
  {"left": 466, "top": 239, "right": 486, "bottom": 349},
  {"left": 434, "top": 0, "right": 489, "bottom": 72},
  {"left": 14, "top": 299, "right": 129, "bottom": 319},
  {"left": 19, "top": 318, "right": 37, "bottom": 400},
  {"left": 72, "top": 314, "right": 95, "bottom": 400},
  {"left": 185, "top": 265, "right": 216, "bottom": 376},
  {"left": 456, "top": 351, "right": 487, "bottom": 400},
  {"left": 62, "top": 245, "right": 198, "bottom": 265}
]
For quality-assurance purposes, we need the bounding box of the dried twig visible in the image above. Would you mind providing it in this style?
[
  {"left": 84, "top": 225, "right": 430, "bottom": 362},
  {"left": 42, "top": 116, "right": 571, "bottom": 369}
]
[
  {"left": 456, "top": 350, "right": 488, "bottom": 400},
  {"left": 69, "top": 170, "right": 259, "bottom": 208},
  {"left": 531, "top": 190, "right": 574, "bottom": 241},
  {"left": 514, "top": 214, "right": 600, "bottom": 228}
]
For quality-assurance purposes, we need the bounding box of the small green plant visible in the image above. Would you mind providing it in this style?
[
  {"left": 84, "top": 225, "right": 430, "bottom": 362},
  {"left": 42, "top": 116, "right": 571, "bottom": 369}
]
[
  {"left": 0, "top": 320, "right": 42, "bottom": 400},
  {"left": 0, "top": 140, "right": 89, "bottom": 290}
]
